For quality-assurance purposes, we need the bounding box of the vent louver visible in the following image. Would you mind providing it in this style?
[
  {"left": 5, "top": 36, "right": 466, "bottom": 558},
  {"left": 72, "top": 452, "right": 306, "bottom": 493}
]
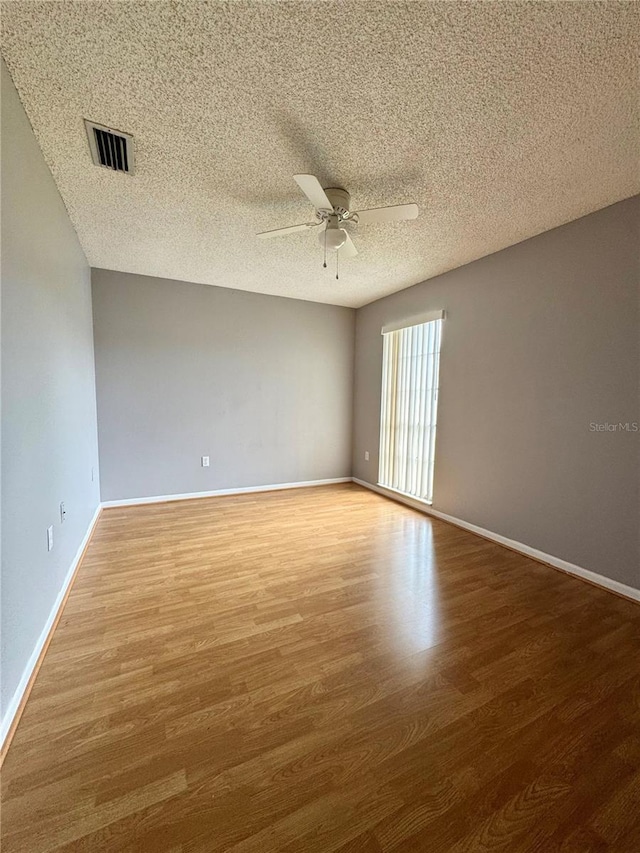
[{"left": 84, "top": 120, "right": 134, "bottom": 174}]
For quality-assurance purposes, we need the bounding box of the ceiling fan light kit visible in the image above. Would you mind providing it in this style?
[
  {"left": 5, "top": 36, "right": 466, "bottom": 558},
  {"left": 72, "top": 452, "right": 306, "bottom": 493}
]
[
  {"left": 321, "top": 220, "right": 347, "bottom": 251},
  {"left": 257, "top": 174, "right": 419, "bottom": 278}
]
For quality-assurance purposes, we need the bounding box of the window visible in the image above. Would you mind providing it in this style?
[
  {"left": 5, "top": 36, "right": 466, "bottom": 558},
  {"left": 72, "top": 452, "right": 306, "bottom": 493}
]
[{"left": 379, "top": 313, "right": 443, "bottom": 503}]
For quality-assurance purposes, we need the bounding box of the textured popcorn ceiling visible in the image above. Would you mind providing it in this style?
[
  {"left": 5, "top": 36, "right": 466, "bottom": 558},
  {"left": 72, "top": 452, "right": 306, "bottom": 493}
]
[{"left": 1, "top": 1, "right": 638, "bottom": 307}]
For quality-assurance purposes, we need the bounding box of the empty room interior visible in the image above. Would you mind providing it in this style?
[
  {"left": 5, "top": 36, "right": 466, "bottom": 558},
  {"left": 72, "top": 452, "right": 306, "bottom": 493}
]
[{"left": 1, "top": 2, "right": 639, "bottom": 851}]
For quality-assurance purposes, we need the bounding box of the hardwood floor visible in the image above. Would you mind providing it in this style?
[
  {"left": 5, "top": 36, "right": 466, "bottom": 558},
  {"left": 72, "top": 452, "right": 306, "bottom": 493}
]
[{"left": 2, "top": 483, "right": 639, "bottom": 852}]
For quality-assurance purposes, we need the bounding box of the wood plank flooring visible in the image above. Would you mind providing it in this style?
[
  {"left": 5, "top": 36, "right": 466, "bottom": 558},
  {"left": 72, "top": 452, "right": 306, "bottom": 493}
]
[{"left": 2, "top": 483, "right": 639, "bottom": 852}]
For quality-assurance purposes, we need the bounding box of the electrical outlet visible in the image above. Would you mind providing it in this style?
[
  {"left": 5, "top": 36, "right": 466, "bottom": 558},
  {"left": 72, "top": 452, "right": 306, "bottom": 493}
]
[
  {"left": 60, "top": 502, "right": 66, "bottom": 523},
  {"left": 47, "top": 525, "right": 54, "bottom": 552},
  {"left": 364, "top": 451, "right": 370, "bottom": 461},
  {"left": 201, "top": 456, "right": 210, "bottom": 467}
]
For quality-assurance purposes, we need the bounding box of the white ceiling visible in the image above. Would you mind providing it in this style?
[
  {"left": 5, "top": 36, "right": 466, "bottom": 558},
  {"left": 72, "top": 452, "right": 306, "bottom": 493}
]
[{"left": 1, "top": 1, "right": 638, "bottom": 308}]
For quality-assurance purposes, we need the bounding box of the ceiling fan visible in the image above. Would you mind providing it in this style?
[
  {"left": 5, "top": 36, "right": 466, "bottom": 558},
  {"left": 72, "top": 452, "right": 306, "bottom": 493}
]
[{"left": 257, "top": 174, "right": 419, "bottom": 278}]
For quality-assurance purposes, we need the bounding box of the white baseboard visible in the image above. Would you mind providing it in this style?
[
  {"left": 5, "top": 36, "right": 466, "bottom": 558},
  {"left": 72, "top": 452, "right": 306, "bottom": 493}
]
[
  {"left": 0, "top": 503, "right": 102, "bottom": 749},
  {"left": 352, "top": 478, "right": 640, "bottom": 604},
  {"left": 101, "top": 477, "right": 353, "bottom": 508}
]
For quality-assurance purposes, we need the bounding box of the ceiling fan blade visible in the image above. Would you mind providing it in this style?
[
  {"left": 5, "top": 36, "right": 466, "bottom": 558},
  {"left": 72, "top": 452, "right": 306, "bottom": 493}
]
[
  {"left": 257, "top": 222, "right": 319, "bottom": 239},
  {"left": 353, "top": 203, "right": 419, "bottom": 225},
  {"left": 293, "top": 174, "right": 335, "bottom": 212},
  {"left": 340, "top": 232, "right": 358, "bottom": 258}
]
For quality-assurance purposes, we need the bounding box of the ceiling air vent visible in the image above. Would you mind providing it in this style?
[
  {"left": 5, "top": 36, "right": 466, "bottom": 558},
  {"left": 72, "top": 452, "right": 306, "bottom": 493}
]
[{"left": 84, "top": 120, "right": 134, "bottom": 174}]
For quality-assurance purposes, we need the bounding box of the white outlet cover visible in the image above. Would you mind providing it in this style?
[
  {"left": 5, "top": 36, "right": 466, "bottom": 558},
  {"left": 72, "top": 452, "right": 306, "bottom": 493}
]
[
  {"left": 47, "top": 525, "right": 54, "bottom": 551},
  {"left": 365, "top": 451, "right": 370, "bottom": 461},
  {"left": 201, "top": 456, "right": 210, "bottom": 467}
]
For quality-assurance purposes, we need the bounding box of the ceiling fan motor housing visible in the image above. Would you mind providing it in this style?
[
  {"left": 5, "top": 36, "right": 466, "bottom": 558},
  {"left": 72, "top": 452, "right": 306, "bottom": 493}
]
[{"left": 324, "top": 187, "right": 351, "bottom": 219}]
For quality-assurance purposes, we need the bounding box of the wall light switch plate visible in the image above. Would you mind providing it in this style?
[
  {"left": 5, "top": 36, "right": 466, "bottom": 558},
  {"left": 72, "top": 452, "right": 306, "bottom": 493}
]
[
  {"left": 364, "top": 451, "right": 370, "bottom": 461},
  {"left": 201, "top": 456, "right": 210, "bottom": 467},
  {"left": 47, "top": 525, "right": 54, "bottom": 552}
]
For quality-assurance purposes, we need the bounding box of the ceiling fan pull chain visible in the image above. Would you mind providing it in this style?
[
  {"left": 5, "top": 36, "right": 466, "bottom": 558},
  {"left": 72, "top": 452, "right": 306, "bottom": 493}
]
[
  {"left": 336, "top": 251, "right": 339, "bottom": 280},
  {"left": 323, "top": 228, "right": 327, "bottom": 268}
]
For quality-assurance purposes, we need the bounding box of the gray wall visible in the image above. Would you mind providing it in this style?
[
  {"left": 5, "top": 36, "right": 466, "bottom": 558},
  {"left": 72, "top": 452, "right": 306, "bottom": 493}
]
[
  {"left": 353, "top": 196, "right": 640, "bottom": 589},
  {"left": 92, "top": 269, "right": 355, "bottom": 501},
  {"left": 1, "top": 60, "right": 100, "bottom": 719}
]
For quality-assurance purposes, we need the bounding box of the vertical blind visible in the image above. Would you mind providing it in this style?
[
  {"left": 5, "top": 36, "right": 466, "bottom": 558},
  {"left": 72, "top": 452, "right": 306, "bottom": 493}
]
[{"left": 379, "top": 318, "right": 443, "bottom": 503}]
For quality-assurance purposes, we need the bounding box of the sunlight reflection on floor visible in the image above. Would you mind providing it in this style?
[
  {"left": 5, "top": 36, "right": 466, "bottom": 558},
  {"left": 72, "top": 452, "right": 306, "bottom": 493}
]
[{"left": 375, "top": 512, "right": 442, "bottom": 655}]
